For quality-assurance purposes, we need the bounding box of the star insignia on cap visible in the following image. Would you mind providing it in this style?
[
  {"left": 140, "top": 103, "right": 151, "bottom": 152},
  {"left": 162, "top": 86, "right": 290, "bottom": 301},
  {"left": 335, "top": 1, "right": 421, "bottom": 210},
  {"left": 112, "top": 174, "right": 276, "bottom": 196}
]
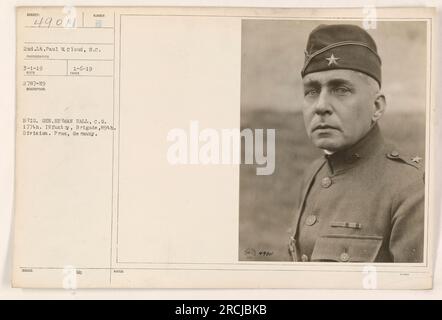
[
  {"left": 411, "top": 156, "right": 422, "bottom": 164},
  {"left": 326, "top": 53, "right": 340, "bottom": 66}
]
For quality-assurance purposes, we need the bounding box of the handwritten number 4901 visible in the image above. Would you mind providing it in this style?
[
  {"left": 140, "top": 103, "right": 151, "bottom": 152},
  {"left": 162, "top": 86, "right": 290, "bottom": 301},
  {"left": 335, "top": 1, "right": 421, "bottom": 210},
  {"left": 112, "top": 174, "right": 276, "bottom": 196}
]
[{"left": 33, "top": 16, "right": 76, "bottom": 28}]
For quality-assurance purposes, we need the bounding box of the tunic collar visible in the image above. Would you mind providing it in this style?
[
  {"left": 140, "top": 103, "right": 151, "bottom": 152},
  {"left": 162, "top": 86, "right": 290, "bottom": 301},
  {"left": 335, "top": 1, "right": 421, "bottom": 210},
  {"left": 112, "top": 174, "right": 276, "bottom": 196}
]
[{"left": 324, "top": 124, "right": 385, "bottom": 174}]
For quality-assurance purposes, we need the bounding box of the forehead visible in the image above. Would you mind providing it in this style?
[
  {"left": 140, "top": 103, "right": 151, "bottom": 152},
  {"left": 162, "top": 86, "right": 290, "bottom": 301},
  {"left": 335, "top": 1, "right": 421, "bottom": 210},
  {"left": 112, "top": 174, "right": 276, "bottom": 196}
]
[{"left": 302, "top": 69, "right": 366, "bottom": 86}]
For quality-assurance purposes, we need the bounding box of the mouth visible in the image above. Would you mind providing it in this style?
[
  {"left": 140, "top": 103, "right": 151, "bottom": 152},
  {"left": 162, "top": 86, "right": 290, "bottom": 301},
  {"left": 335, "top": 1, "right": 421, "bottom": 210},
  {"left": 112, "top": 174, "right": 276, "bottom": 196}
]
[{"left": 312, "top": 124, "right": 339, "bottom": 132}]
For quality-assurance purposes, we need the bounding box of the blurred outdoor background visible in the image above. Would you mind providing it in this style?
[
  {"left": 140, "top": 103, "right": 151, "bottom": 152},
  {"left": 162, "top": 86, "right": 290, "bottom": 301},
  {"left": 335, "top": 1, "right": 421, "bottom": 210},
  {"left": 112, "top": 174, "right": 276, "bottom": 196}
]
[{"left": 239, "top": 20, "right": 427, "bottom": 261}]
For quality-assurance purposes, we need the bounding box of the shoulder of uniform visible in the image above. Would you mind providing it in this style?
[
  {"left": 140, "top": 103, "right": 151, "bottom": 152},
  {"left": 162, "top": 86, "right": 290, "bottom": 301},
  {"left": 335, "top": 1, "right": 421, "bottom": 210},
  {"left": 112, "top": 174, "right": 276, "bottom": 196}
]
[{"left": 385, "top": 149, "right": 424, "bottom": 171}]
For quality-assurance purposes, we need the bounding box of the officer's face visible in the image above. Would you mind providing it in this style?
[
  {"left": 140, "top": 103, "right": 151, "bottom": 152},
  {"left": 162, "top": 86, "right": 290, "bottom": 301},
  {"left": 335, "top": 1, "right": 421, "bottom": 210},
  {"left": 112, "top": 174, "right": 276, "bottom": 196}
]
[{"left": 302, "top": 69, "right": 380, "bottom": 152}]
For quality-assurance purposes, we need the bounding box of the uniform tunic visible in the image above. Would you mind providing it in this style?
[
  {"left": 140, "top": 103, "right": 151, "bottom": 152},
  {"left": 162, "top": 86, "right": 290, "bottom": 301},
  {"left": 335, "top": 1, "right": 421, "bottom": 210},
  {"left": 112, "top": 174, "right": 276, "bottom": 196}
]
[{"left": 289, "top": 125, "right": 424, "bottom": 263}]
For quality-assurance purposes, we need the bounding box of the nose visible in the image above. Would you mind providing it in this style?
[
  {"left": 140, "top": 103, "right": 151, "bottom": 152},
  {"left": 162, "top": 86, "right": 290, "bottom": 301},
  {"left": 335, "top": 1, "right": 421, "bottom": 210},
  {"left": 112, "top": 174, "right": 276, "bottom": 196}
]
[{"left": 313, "top": 90, "right": 333, "bottom": 116}]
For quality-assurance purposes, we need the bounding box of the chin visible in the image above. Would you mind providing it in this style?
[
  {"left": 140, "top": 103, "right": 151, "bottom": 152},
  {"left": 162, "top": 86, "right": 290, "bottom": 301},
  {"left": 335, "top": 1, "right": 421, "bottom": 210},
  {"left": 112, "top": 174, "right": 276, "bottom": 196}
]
[{"left": 312, "top": 138, "right": 343, "bottom": 152}]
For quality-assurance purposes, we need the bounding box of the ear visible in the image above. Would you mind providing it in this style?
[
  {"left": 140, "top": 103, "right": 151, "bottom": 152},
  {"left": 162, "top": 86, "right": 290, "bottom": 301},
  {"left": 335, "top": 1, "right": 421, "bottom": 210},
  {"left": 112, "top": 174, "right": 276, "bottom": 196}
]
[{"left": 372, "top": 92, "right": 386, "bottom": 123}]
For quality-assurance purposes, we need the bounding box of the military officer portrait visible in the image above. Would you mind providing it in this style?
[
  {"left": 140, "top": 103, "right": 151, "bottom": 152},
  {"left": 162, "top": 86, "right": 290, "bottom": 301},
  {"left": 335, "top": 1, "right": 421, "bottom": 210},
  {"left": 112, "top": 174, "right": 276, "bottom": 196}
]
[
  {"left": 287, "top": 24, "right": 425, "bottom": 263},
  {"left": 239, "top": 20, "right": 427, "bottom": 264}
]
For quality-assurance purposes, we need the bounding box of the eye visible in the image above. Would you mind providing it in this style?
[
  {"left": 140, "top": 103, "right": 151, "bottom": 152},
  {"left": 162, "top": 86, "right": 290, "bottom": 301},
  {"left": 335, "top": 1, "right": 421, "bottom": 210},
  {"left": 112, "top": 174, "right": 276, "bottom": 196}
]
[
  {"left": 304, "top": 89, "right": 319, "bottom": 97},
  {"left": 332, "top": 86, "right": 352, "bottom": 95}
]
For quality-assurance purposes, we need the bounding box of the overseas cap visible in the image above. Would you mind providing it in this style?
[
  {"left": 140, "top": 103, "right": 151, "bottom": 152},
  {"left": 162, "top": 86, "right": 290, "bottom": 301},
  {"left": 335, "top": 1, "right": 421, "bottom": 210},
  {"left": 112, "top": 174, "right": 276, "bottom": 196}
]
[{"left": 301, "top": 24, "right": 382, "bottom": 87}]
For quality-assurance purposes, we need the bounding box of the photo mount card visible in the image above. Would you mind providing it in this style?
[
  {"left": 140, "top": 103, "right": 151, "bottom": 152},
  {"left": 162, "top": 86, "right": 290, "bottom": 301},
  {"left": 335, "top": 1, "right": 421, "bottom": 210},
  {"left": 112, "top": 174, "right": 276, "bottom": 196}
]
[{"left": 13, "top": 6, "right": 437, "bottom": 289}]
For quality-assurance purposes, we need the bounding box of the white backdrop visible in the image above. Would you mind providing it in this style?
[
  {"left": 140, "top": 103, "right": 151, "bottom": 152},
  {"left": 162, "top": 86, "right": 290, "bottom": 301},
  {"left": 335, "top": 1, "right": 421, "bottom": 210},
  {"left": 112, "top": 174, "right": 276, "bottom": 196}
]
[{"left": 1, "top": 0, "right": 441, "bottom": 299}]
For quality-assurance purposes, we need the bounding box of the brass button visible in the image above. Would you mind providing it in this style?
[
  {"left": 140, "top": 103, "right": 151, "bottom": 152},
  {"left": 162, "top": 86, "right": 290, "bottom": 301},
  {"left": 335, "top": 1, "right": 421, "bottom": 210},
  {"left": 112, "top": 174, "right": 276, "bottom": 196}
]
[
  {"left": 340, "top": 252, "right": 350, "bottom": 262},
  {"left": 301, "top": 254, "right": 309, "bottom": 262},
  {"left": 305, "top": 215, "right": 317, "bottom": 226},
  {"left": 390, "top": 151, "right": 399, "bottom": 157},
  {"left": 321, "top": 176, "right": 332, "bottom": 188}
]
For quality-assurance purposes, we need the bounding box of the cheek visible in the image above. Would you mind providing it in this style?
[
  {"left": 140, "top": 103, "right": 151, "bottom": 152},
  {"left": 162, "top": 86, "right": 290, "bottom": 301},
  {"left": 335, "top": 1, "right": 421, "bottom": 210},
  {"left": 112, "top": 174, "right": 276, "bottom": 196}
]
[
  {"left": 302, "top": 103, "right": 313, "bottom": 123},
  {"left": 338, "top": 98, "right": 372, "bottom": 132},
  {"left": 354, "top": 99, "right": 374, "bottom": 125}
]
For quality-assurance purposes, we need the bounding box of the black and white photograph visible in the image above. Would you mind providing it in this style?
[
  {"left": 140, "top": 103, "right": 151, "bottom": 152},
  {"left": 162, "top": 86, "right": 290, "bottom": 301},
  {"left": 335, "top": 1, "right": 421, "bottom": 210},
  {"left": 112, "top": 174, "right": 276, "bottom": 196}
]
[{"left": 239, "top": 19, "right": 428, "bottom": 263}]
